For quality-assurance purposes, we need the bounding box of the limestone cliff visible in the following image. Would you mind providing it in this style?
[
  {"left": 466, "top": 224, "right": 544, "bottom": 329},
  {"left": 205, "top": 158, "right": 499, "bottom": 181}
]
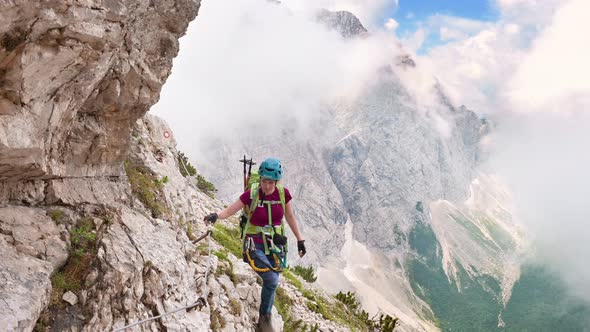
[
  {"left": 1, "top": 0, "right": 198, "bottom": 180},
  {"left": 1, "top": 2, "right": 201, "bottom": 327}
]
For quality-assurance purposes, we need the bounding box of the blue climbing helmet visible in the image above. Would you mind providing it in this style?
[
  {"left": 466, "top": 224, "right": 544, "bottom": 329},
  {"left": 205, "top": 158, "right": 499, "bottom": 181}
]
[{"left": 258, "top": 157, "right": 283, "bottom": 180}]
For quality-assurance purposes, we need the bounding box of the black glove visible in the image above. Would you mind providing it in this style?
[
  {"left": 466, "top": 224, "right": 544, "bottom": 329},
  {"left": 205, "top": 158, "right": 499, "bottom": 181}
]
[
  {"left": 203, "top": 213, "right": 218, "bottom": 224},
  {"left": 297, "top": 240, "right": 306, "bottom": 257}
]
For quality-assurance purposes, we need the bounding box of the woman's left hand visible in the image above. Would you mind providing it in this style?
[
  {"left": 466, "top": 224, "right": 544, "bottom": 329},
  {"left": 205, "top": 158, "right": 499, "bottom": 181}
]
[{"left": 297, "top": 240, "right": 306, "bottom": 257}]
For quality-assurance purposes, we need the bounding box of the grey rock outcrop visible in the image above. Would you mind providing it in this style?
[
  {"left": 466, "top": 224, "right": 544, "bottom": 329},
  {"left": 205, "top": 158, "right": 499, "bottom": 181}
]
[
  {"left": 316, "top": 9, "right": 368, "bottom": 38},
  {"left": 0, "top": 0, "right": 199, "bottom": 180},
  {"left": 0, "top": 207, "right": 68, "bottom": 331},
  {"left": 327, "top": 76, "right": 482, "bottom": 250},
  {"left": 1, "top": 112, "right": 354, "bottom": 331}
]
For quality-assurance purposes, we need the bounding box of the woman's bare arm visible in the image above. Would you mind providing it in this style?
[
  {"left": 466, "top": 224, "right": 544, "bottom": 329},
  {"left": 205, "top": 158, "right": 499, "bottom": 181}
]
[
  {"left": 284, "top": 201, "right": 303, "bottom": 241},
  {"left": 218, "top": 199, "right": 245, "bottom": 219}
]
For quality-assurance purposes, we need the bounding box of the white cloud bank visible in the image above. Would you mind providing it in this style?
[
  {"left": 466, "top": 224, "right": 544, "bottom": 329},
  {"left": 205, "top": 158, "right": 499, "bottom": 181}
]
[
  {"left": 408, "top": 0, "right": 590, "bottom": 301},
  {"left": 507, "top": 0, "right": 590, "bottom": 110},
  {"left": 152, "top": 0, "right": 396, "bottom": 154}
]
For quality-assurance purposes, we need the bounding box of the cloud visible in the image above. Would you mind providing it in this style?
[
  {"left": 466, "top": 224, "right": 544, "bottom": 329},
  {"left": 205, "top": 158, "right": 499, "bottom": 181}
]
[
  {"left": 400, "top": 27, "right": 427, "bottom": 52},
  {"left": 396, "top": 14, "right": 494, "bottom": 56},
  {"left": 439, "top": 26, "right": 466, "bottom": 41},
  {"left": 412, "top": 0, "right": 590, "bottom": 115},
  {"left": 281, "top": 0, "right": 396, "bottom": 28},
  {"left": 503, "top": 23, "right": 520, "bottom": 34},
  {"left": 415, "top": 27, "right": 521, "bottom": 114},
  {"left": 410, "top": 0, "right": 590, "bottom": 302},
  {"left": 428, "top": 14, "right": 492, "bottom": 34},
  {"left": 152, "top": 0, "right": 396, "bottom": 157},
  {"left": 488, "top": 111, "right": 590, "bottom": 300},
  {"left": 506, "top": 0, "right": 590, "bottom": 110},
  {"left": 385, "top": 18, "right": 399, "bottom": 31},
  {"left": 496, "top": 0, "right": 535, "bottom": 10}
]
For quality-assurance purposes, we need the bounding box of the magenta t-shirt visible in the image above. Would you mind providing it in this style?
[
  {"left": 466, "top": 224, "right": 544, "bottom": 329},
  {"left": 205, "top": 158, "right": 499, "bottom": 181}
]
[{"left": 240, "top": 187, "right": 292, "bottom": 227}]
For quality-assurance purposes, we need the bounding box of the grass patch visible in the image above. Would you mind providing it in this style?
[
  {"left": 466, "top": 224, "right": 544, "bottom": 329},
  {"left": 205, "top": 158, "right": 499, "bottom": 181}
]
[
  {"left": 49, "top": 216, "right": 98, "bottom": 306},
  {"left": 210, "top": 308, "right": 226, "bottom": 331},
  {"left": 284, "top": 318, "right": 307, "bottom": 332},
  {"left": 70, "top": 217, "right": 96, "bottom": 247},
  {"left": 292, "top": 265, "right": 317, "bottom": 283},
  {"left": 282, "top": 270, "right": 303, "bottom": 290},
  {"left": 178, "top": 218, "right": 195, "bottom": 241},
  {"left": 282, "top": 269, "right": 392, "bottom": 331},
  {"left": 334, "top": 291, "right": 399, "bottom": 332},
  {"left": 196, "top": 174, "right": 217, "bottom": 198},
  {"left": 196, "top": 243, "right": 209, "bottom": 255},
  {"left": 177, "top": 151, "right": 217, "bottom": 198},
  {"left": 212, "top": 223, "right": 242, "bottom": 258},
  {"left": 213, "top": 249, "right": 237, "bottom": 284},
  {"left": 47, "top": 209, "right": 65, "bottom": 224},
  {"left": 229, "top": 298, "right": 242, "bottom": 316},
  {"left": 124, "top": 160, "right": 169, "bottom": 218},
  {"left": 275, "top": 286, "right": 293, "bottom": 322}
]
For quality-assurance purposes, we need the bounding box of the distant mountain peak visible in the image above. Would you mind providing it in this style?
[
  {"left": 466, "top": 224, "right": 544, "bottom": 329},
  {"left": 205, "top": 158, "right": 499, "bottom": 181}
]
[{"left": 316, "top": 9, "right": 368, "bottom": 38}]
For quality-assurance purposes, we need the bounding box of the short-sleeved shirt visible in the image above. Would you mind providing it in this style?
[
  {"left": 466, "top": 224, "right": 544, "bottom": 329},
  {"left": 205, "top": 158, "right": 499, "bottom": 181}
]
[{"left": 240, "top": 186, "right": 292, "bottom": 227}]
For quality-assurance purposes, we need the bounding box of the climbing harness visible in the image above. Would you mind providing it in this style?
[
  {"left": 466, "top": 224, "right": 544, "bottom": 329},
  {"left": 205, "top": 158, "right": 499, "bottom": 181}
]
[
  {"left": 243, "top": 234, "right": 286, "bottom": 273},
  {"left": 241, "top": 183, "right": 289, "bottom": 272},
  {"left": 237, "top": 157, "right": 290, "bottom": 273}
]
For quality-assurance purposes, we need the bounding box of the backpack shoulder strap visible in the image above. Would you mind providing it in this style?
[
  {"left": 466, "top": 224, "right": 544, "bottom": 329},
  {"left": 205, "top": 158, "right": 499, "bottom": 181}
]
[
  {"left": 248, "top": 183, "right": 260, "bottom": 218},
  {"left": 242, "top": 183, "right": 260, "bottom": 245},
  {"left": 277, "top": 184, "right": 286, "bottom": 213}
]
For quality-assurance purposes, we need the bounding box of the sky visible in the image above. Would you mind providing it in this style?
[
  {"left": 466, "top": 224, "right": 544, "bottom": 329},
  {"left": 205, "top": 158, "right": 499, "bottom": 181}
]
[
  {"left": 388, "top": 0, "right": 499, "bottom": 53},
  {"left": 152, "top": 0, "right": 590, "bottom": 303}
]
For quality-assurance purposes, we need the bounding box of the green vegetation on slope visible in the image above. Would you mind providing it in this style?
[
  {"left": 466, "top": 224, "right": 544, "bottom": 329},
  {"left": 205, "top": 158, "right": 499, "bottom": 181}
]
[
  {"left": 125, "top": 160, "right": 169, "bottom": 218},
  {"left": 408, "top": 220, "right": 590, "bottom": 332},
  {"left": 177, "top": 150, "right": 218, "bottom": 198},
  {"left": 502, "top": 264, "right": 590, "bottom": 332},
  {"left": 408, "top": 220, "right": 502, "bottom": 331},
  {"left": 478, "top": 215, "right": 516, "bottom": 251}
]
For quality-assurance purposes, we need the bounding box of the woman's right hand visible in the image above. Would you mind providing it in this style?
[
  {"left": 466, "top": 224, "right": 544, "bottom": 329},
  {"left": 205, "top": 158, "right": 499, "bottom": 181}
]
[{"left": 297, "top": 240, "right": 306, "bottom": 257}]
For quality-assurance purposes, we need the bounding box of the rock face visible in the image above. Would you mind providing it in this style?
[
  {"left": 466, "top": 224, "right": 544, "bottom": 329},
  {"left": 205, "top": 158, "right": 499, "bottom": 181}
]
[
  {"left": 0, "top": 206, "right": 68, "bottom": 331},
  {"left": 0, "top": 0, "right": 199, "bottom": 180},
  {"left": 1, "top": 113, "right": 355, "bottom": 331},
  {"left": 316, "top": 9, "right": 368, "bottom": 38}
]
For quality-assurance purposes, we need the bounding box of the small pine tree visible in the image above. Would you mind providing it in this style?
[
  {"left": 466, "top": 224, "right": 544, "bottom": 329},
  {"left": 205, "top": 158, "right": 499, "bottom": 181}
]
[
  {"left": 177, "top": 152, "right": 197, "bottom": 177},
  {"left": 293, "top": 265, "right": 318, "bottom": 283},
  {"left": 196, "top": 174, "right": 217, "bottom": 198}
]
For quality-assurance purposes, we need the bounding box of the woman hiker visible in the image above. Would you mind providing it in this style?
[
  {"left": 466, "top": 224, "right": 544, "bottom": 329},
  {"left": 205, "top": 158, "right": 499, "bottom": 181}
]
[{"left": 203, "top": 157, "right": 306, "bottom": 332}]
